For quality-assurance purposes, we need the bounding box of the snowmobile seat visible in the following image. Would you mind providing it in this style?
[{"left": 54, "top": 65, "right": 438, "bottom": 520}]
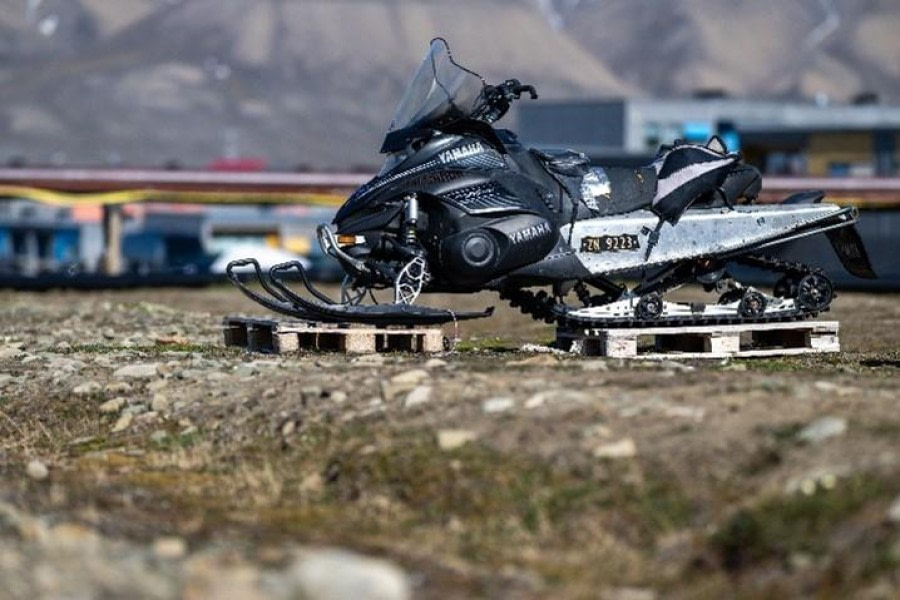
[
  {"left": 530, "top": 148, "right": 590, "bottom": 178},
  {"left": 783, "top": 190, "right": 825, "bottom": 205}
]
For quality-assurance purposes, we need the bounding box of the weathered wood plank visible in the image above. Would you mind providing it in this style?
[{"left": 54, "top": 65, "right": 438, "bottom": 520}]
[
  {"left": 222, "top": 316, "right": 444, "bottom": 355},
  {"left": 558, "top": 321, "right": 840, "bottom": 359}
]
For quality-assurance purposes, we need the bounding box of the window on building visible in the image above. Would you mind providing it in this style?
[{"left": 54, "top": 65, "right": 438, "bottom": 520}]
[{"left": 643, "top": 122, "right": 660, "bottom": 149}]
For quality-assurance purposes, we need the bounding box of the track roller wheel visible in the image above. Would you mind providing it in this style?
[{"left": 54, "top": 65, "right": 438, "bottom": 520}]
[
  {"left": 738, "top": 290, "right": 767, "bottom": 318},
  {"left": 796, "top": 273, "right": 833, "bottom": 311},
  {"left": 634, "top": 293, "right": 664, "bottom": 320}
]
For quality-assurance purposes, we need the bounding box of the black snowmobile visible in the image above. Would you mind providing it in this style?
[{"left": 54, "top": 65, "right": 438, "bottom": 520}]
[{"left": 229, "top": 38, "right": 875, "bottom": 328}]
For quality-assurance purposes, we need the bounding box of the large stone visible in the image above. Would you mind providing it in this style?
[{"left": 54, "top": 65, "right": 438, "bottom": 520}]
[
  {"left": 286, "top": 548, "right": 410, "bottom": 600},
  {"left": 797, "top": 416, "right": 848, "bottom": 443},
  {"left": 113, "top": 363, "right": 161, "bottom": 380}
]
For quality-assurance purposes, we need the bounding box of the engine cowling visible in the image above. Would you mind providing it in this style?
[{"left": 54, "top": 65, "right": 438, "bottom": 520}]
[{"left": 439, "top": 214, "right": 556, "bottom": 287}]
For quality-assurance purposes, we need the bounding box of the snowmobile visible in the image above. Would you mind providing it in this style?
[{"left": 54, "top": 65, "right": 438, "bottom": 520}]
[{"left": 228, "top": 38, "right": 875, "bottom": 328}]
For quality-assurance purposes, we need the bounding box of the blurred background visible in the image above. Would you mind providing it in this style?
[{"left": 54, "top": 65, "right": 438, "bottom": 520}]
[{"left": 1, "top": 0, "right": 898, "bottom": 288}]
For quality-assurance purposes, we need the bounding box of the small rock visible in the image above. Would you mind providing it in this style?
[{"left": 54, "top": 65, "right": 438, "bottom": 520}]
[
  {"left": 594, "top": 438, "right": 638, "bottom": 459},
  {"left": 722, "top": 363, "right": 748, "bottom": 372},
  {"left": 657, "top": 360, "right": 695, "bottom": 373},
  {"left": 797, "top": 416, "right": 848, "bottom": 443},
  {"left": 525, "top": 390, "right": 589, "bottom": 409},
  {"left": 150, "top": 394, "right": 170, "bottom": 412},
  {"left": 390, "top": 369, "right": 429, "bottom": 386},
  {"left": 150, "top": 430, "right": 169, "bottom": 444},
  {"left": 812, "top": 380, "right": 858, "bottom": 397},
  {"left": 482, "top": 397, "right": 515, "bottom": 413},
  {"left": 72, "top": 381, "right": 102, "bottom": 397},
  {"left": 104, "top": 381, "right": 132, "bottom": 394},
  {"left": 505, "top": 355, "right": 558, "bottom": 367},
  {"left": 519, "top": 343, "right": 568, "bottom": 355},
  {"left": 153, "top": 536, "right": 188, "bottom": 559},
  {"left": 147, "top": 379, "right": 168, "bottom": 392},
  {"left": 602, "top": 587, "right": 657, "bottom": 600},
  {"left": 299, "top": 472, "right": 324, "bottom": 495},
  {"left": 25, "top": 459, "right": 49, "bottom": 481},
  {"left": 301, "top": 386, "right": 323, "bottom": 402},
  {"left": 580, "top": 359, "right": 610, "bottom": 372},
  {"left": 281, "top": 420, "right": 297, "bottom": 437},
  {"left": 886, "top": 495, "right": 900, "bottom": 523},
  {"left": 98, "top": 397, "right": 127, "bottom": 414},
  {"left": 113, "top": 363, "right": 160, "bottom": 380},
  {"left": 54, "top": 341, "right": 72, "bottom": 352},
  {"left": 353, "top": 354, "right": 386, "bottom": 365},
  {"left": 330, "top": 390, "right": 348, "bottom": 404},
  {"left": 524, "top": 394, "right": 546, "bottom": 409},
  {"left": 788, "top": 553, "right": 815, "bottom": 571},
  {"left": 134, "top": 411, "right": 159, "bottom": 426},
  {"left": 111, "top": 413, "right": 133, "bottom": 433},
  {"left": 287, "top": 549, "right": 411, "bottom": 600},
  {"left": 663, "top": 405, "right": 706, "bottom": 422},
  {"left": 155, "top": 334, "right": 190, "bottom": 346},
  {"left": 437, "top": 429, "right": 478, "bottom": 450},
  {"left": 262, "top": 388, "right": 278, "bottom": 399},
  {"left": 122, "top": 403, "right": 148, "bottom": 417},
  {"left": 403, "top": 386, "right": 432, "bottom": 408},
  {"left": 582, "top": 423, "right": 613, "bottom": 439},
  {"left": 423, "top": 358, "right": 448, "bottom": 369},
  {"left": 0, "top": 345, "right": 26, "bottom": 359}
]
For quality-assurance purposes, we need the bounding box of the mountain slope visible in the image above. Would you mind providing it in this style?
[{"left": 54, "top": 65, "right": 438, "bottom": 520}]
[
  {"left": 553, "top": 0, "right": 900, "bottom": 103},
  {"left": 0, "top": 0, "right": 631, "bottom": 170}
]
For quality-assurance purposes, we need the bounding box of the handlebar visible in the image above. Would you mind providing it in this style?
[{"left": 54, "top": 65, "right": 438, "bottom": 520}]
[{"left": 478, "top": 79, "right": 539, "bottom": 124}]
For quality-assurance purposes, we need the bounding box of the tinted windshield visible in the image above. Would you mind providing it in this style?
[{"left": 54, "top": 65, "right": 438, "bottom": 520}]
[{"left": 382, "top": 39, "right": 485, "bottom": 151}]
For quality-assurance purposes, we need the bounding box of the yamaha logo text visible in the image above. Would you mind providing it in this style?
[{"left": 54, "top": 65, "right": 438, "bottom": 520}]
[
  {"left": 510, "top": 222, "right": 552, "bottom": 245},
  {"left": 438, "top": 142, "right": 484, "bottom": 164}
]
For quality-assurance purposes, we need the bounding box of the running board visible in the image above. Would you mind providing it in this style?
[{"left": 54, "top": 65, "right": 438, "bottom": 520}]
[{"left": 565, "top": 204, "right": 857, "bottom": 276}]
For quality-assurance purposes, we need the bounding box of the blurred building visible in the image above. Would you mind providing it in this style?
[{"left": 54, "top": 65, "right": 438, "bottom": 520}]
[
  {"left": 0, "top": 200, "right": 90, "bottom": 276},
  {"left": 0, "top": 200, "right": 340, "bottom": 281},
  {"left": 518, "top": 98, "right": 900, "bottom": 176}
]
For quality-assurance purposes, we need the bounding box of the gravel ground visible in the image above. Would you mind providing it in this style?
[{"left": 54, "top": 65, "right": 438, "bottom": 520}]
[{"left": 1, "top": 285, "right": 898, "bottom": 599}]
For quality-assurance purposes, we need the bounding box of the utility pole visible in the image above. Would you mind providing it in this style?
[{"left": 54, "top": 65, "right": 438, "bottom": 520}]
[{"left": 101, "top": 204, "right": 123, "bottom": 276}]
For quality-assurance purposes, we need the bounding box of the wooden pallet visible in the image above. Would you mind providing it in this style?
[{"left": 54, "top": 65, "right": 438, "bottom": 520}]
[
  {"left": 222, "top": 316, "right": 444, "bottom": 354},
  {"left": 556, "top": 320, "right": 840, "bottom": 359}
]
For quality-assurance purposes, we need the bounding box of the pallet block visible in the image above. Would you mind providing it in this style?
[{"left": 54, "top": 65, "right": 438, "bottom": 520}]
[
  {"left": 223, "top": 316, "right": 444, "bottom": 354},
  {"left": 557, "top": 321, "right": 840, "bottom": 359}
]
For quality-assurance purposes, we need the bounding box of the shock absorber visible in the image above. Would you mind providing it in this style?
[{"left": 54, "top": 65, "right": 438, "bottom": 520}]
[{"left": 404, "top": 193, "right": 419, "bottom": 245}]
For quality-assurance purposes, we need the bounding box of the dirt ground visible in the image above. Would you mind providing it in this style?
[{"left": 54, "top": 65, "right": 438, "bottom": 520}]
[{"left": 0, "top": 285, "right": 898, "bottom": 599}]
